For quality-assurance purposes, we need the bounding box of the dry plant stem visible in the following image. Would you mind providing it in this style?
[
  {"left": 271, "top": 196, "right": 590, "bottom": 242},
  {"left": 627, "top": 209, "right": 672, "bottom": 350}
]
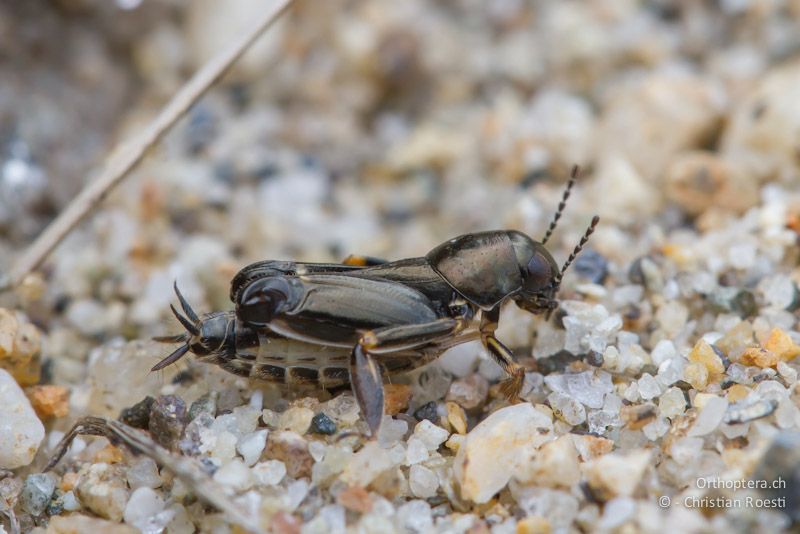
[
  {"left": 46, "top": 417, "right": 264, "bottom": 534},
  {"left": 0, "top": 0, "right": 294, "bottom": 293}
]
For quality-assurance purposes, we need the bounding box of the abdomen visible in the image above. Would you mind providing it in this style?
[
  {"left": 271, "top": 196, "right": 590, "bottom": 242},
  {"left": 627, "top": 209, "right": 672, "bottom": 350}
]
[{"left": 206, "top": 332, "right": 437, "bottom": 388}]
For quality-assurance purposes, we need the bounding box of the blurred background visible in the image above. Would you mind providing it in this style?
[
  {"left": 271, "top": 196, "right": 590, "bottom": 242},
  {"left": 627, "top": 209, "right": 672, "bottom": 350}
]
[{"left": 2, "top": 0, "right": 800, "bottom": 378}]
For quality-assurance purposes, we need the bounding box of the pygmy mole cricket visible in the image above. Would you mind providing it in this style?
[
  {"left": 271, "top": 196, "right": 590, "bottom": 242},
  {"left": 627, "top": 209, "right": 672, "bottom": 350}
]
[{"left": 154, "top": 166, "right": 600, "bottom": 436}]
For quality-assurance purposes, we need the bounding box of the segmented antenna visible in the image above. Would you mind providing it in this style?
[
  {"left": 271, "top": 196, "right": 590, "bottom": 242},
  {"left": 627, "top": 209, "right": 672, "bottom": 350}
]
[
  {"left": 541, "top": 165, "right": 580, "bottom": 245},
  {"left": 553, "top": 215, "right": 600, "bottom": 287}
]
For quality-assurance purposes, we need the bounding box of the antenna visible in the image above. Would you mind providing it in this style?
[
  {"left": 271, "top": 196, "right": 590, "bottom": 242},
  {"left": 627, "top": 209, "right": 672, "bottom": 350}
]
[
  {"left": 541, "top": 165, "right": 580, "bottom": 245},
  {"left": 553, "top": 215, "right": 600, "bottom": 288}
]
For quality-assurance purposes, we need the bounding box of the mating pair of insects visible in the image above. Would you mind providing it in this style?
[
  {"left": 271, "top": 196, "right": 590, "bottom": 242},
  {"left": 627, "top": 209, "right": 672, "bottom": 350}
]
[{"left": 154, "top": 168, "right": 599, "bottom": 436}]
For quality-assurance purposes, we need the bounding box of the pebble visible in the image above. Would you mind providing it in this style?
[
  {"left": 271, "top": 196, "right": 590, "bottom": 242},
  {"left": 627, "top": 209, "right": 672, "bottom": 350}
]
[
  {"left": 409, "top": 464, "right": 438, "bottom": 498},
  {"left": 264, "top": 430, "right": 313, "bottom": 478},
  {"left": 123, "top": 486, "right": 166, "bottom": 528},
  {"left": 341, "top": 441, "right": 403, "bottom": 488},
  {"left": 544, "top": 370, "right": 613, "bottom": 409},
  {"left": 763, "top": 328, "right": 800, "bottom": 362},
  {"left": 722, "top": 61, "right": 800, "bottom": 181},
  {"left": 759, "top": 275, "right": 799, "bottom": 311},
  {"left": 778, "top": 360, "right": 798, "bottom": 384},
  {"left": 21, "top": 473, "right": 56, "bottom": 516},
  {"left": 598, "top": 497, "right": 636, "bottom": 530},
  {"left": 88, "top": 340, "right": 176, "bottom": 418},
  {"left": 322, "top": 394, "right": 361, "bottom": 426},
  {"left": 642, "top": 416, "right": 671, "bottom": 440},
  {"left": 252, "top": 459, "right": 286, "bottom": 486},
  {"left": 336, "top": 485, "right": 373, "bottom": 513},
  {"left": 308, "top": 440, "right": 326, "bottom": 462},
  {"left": 383, "top": 383, "right": 412, "bottom": 415},
  {"left": 404, "top": 436, "right": 429, "bottom": 465},
  {"left": 688, "top": 339, "right": 726, "bottom": 375},
  {"left": 651, "top": 339, "right": 677, "bottom": 366},
  {"left": 547, "top": 391, "right": 586, "bottom": 426},
  {"left": 658, "top": 387, "right": 687, "bottom": 419},
  {"left": 119, "top": 396, "right": 155, "bottom": 429},
  {"left": 513, "top": 486, "right": 579, "bottom": 531},
  {"left": 726, "top": 383, "right": 751, "bottom": 402},
  {"left": 621, "top": 403, "right": 657, "bottom": 430},
  {"left": 637, "top": 373, "right": 662, "bottom": 400},
  {"left": 573, "top": 249, "right": 609, "bottom": 284},
  {"left": 595, "top": 70, "right": 725, "bottom": 183},
  {"left": 75, "top": 463, "right": 130, "bottom": 522},
  {"left": 126, "top": 457, "right": 162, "bottom": 490},
  {"left": 25, "top": 385, "right": 70, "bottom": 419},
  {"left": 561, "top": 302, "right": 622, "bottom": 354},
  {"left": 311, "top": 445, "right": 353, "bottom": 486},
  {"left": 666, "top": 151, "right": 757, "bottom": 215},
  {"left": 188, "top": 392, "right": 218, "bottom": 420},
  {"left": 628, "top": 256, "right": 663, "bottom": 290},
  {"left": 413, "top": 401, "right": 439, "bottom": 423},
  {"left": 725, "top": 398, "right": 778, "bottom": 425},
  {"left": 688, "top": 395, "right": 729, "bottom": 437},
  {"left": 0, "top": 309, "right": 41, "bottom": 386},
  {"left": 46, "top": 514, "right": 138, "bottom": 534},
  {"left": 437, "top": 341, "right": 482, "bottom": 377},
  {"left": 413, "top": 419, "right": 450, "bottom": 451},
  {"left": 304, "top": 414, "right": 334, "bottom": 438},
  {"left": 62, "top": 490, "right": 80, "bottom": 512},
  {"left": 683, "top": 362, "right": 709, "bottom": 390},
  {"left": 583, "top": 450, "right": 651, "bottom": 500},
  {"left": 454, "top": 403, "right": 553, "bottom": 503},
  {"left": 278, "top": 406, "right": 315, "bottom": 434},
  {"left": 93, "top": 443, "right": 125, "bottom": 465},
  {"left": 655, "top": 301, "right": 689, "bottom": 339},
  {"left": 395, "top": 500, "right": 433, "bottom": 533},
  {"left": 445, "top": 402, "right": 468, "bottom": 434},
  {"left": 148, "top": 395, "right": 188, "bottom": 450},
  {"left": 237, "top": 429, "right": 268, "bottom": 466},
  {"left": 212, "top": 458, "right": 254, "bottom": 492},
  {"left": 740, "top": 347, "right": 780, "bottom": 368},
  {"left": 517, "top": 435, "right": 580, "bottom": 488},
  {"left": 409, "top": 364, "right": 453, "bottom": 405},
  {"left": 377, "top": 416, "right": 408, "bottom": 447},
  {"left": 163, "top": 504, "right": 193, "bottom": 534},
  {"left": 0, "top": 368, "right": 45, "bottom": 468}
]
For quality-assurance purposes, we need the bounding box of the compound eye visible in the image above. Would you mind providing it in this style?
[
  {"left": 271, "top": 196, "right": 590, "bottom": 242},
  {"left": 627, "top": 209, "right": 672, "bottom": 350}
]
[{"left": 525, "top": 251, "right": 555, "bottom": 293}]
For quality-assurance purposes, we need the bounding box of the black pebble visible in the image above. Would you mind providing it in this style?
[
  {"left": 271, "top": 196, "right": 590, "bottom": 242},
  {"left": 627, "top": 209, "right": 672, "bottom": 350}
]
[
  {"left": 119, "top": 396, "right": 155, "bottom": 429},
  {"left": 573, "top": 248, "right": 609, "bottom": 284},
  {"left": 413, "top": 401, "right": 439, "bottom": 423},
  {"left": 310, "top": 412, "right": 337, "bottom": 435},
  {"left": 149, "top": 395, "right": 188, "bottom": 450}
]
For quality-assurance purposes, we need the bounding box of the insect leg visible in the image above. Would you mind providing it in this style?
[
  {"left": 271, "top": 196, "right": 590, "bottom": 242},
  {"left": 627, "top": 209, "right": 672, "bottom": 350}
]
[
  {"left": 480, "top": 307, "right": 526, "bottom": 399},
  {"left": 352, "top": 317, "right": 466, "bottom": 437}
]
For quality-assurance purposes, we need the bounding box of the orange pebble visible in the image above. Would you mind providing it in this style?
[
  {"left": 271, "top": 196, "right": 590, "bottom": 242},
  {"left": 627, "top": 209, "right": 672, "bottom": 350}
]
[
  {"left": 25, "top": 385, "right": 70, "bottom": 419},
  {"left": 383, "top": 383, "right": 412, "bottom": 415}
]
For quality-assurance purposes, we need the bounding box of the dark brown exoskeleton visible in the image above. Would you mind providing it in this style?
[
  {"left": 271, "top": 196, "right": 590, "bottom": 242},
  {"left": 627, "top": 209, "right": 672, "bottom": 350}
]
[{"left": 154, "top": 167, "right": 600, "bottom": 436}]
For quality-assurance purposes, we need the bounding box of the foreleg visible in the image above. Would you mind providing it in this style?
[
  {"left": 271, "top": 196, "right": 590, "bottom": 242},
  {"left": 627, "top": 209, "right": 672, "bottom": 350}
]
[{"left": 480, "top": 307, "right": 526, "bottom": 399}]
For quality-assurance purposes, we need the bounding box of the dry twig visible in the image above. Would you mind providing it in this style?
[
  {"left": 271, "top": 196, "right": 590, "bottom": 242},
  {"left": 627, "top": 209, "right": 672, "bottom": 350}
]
[
  {"left": 46, "top": 417, "right": 264, "bottom": 534},
  {"left": 0, "top": 0, "right": 294, "bottom": 292}
]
